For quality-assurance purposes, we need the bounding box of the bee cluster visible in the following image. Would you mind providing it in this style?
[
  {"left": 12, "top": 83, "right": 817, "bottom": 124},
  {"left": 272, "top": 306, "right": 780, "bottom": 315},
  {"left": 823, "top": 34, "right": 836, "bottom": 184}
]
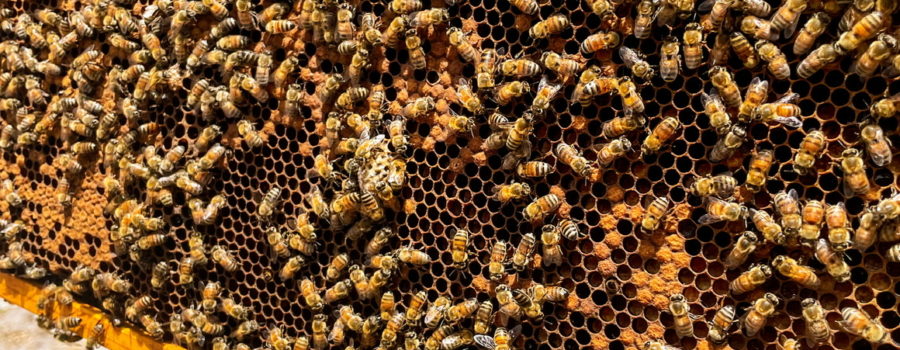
[{"left": 0, "top": 0, "right": 898, "bottom": 348}]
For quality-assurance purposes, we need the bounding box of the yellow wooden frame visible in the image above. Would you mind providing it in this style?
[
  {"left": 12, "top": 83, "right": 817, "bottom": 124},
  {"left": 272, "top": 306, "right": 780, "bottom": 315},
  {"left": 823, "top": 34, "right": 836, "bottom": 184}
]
[{"left": 0, "top": 272, "right": 184, "bottom": 350}]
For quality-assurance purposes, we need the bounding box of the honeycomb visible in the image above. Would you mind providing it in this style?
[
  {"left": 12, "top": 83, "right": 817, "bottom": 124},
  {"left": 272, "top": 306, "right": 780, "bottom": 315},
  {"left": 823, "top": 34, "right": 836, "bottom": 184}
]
[{"left": 0, "top": 0, "right": 899, "bottom": 349}]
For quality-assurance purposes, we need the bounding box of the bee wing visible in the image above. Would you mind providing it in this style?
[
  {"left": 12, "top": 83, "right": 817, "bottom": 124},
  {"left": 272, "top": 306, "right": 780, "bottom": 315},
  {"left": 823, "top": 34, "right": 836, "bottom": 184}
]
[
  {"left": 787, "top": 188, "right": 798, "bottom": 201},
  {"left": 618, "top": 46, "right": 641, "bottom": 68},
  {"left": 775, "top": 92, "right": 799, "bottom": 104},
  {"left": 782, "top": 14, "right": 801, "bottom": 38},
  {"left": 749, "top": 76, "right": 769, "bottom": 91},
  {"left": 537, "top": 76, "right": 562, "bottom": 98},
  {"left": 697, "top": 0, "right": 717, "bottom": 12},
  {"left": 473, "top": 334, "right": 496, "bottom": 349},
  {"left": 771, "top": 116, "right": 802, "bottom": 128},
  {"left": 509, "top": 324, "right": 524, "bottom": 339}
]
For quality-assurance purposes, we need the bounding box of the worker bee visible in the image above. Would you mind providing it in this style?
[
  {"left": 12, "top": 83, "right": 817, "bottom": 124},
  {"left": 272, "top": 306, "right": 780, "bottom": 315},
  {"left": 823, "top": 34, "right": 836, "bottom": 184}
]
[
  {"left": 615, "top": 77, "right": 644, "bottom": 114},
  {"left": 742, "top": 293, "right": 779, "bottom": 337},
  {"left": 210, "top": 245, "right": 239, "bottom": 272},
  {"left": 772, "top": 255, "right": 820, "bottom": 289},
  {"left": 835, "top": 11, "right": 885, "bottom": 54},
  {"left": 735, "top": 77, "right": 769, "bottom": 123},
  {"left": 403, "top": 96, "right": 435, "bottom": 118},
  {"left": 446, "top": 27, "right": 479, "bottom": 65},
  {"left": 445, "top": 298, "right": 479, "bottom": 324},
  {"left": 707, "top": 305, "right": 735, "bottom": 345},
  {"left": 631, "top": 0, "right": 658, "bottom": 38},
  {"left": 383, "top": 16, "right": 408, "bottom": 48},
  {"left": 860, "top": 119, "right": 893, "bottom": 167},
  {"left": 71, "top": 141, "right": 98, "bottom": 154},
  {"left": 791, "top": 130, "right": 827, "bottom": 175},
  {"left": 794, "top": 12, "right": 830, "bottom": 55},
  {"left": 450, "top": 228, "right": 470, "bottom": 269},
  {"left": 815, "top": 238, "right": 851, "bottom": 282},
  {"left": 825, "top": 202, "right": 853, "bottom": 251},
  {"left": 523, "top": 194, "right": 561, "bottom": 222},
  {"left": 150, "top": 261, "right": 169, "bottom": 289},
  {"left": 512, "top": 289, "right": 542, "bottom": 319},
  {"left": 258, "top": 186, "right": 282, "bottom": 221},
  {"left": 493, "top": 181, "right": 532, "bottom": 203},
  {"left": 390, "top": 0, "right": 422, "bottom": 14},
  {"left": 617, "top": 46, "right": 655, "bottom": 81},
  {"left": 740, "top": 15, "right": 778, "bottom": 41},
  {"left": 477, "top": 49, "right": 499, "bottom": 90},
  {"left": 201, "top": 281, "right": 222, "bottom": 312},
  {"left": 641, "top": 196, "right": 670, "bottom": 233},
  {"left": 755, "top": 40, "right": 790, "bottom": 80},
  {"left": 410, "top": 8, "right": 449, "bottom": 28},
  {"left": 404, "top": 29, "right": 427, "bottom": 70},
  {"left": 231, "top": 319, "right": 259, "bottom": 342},
  {"left": 709, "top": 66, "right": 741, "bottom": 108},
  {"left": 221, "top": 297, "right": 249, "bottom": 321},
  {"left": 642, "top": 340, "right": 681, "bottom": 350},
  {"left": 774, "top": 189, "right": 802, "bottom": 238},
  {"left": 500, "top": 57, "right": 541, "bottom": 78},
  {"left": 730, "top": 263, "right": 771, "bottom": 295},
  {"left": 517, "top": 161, "right": 553, "bottom": 178},
  {"left": 698, "top": 0, "right": 734, "bottom": 28},
  {"left": 581, "top": 31, "right": 620, "bottom": 54},
  {"left": 797, "top": 44, "right": 839, "bottom": 78},
  {"left": 700, "top": 197, "right": 748, "bottom": 224},
  {"left": 682, "top": 23, "right": 704, "bottom": 70},
  {"left": 797, "top": 199, "right": 825, "bottom": 244},
  {"left": 511, "top": 0, "right": 539, "bottom": 14},
  {"left": 840, "top": 307, "right": 891, "bottom": 344},
  {"left": 541, "top": 224, "right": 563, "bottom": 266},
  {"left": 702, "top": 90, "right": 732, "bottom": 135},
  {"left": 668, "top": 294, "right": 694, "bottom": 339},
  {"left": 531, "top": 77, "right": 561, "bottom": 115},
  {"left": 659, "top": 36, "right": 681, "bottom": 82},
  {"left": 419, "top": 297, "right": 450, "bottom": 332},
  {"left": 512, "top": 233, "right": 536, "bottom": 271},
  {"left": 840, "top": 148, "right": 871, "bottom": 197},
  {"left": 689, "top": 173, "right": 738, "bottom": 198},
  {"left": 299, "top": 278, "right": 323, "bottom": 311},
  {"left": 595, "top": 137, "right": 632, "bottom": 167},
  {"left": 402, "top": 290, "right": 428, "bottom": 325},
  {"left": 709, "top": 125, "right": 746, "bottom": 163},
  {"left": 541, "top": 52, "right": 582, "bottom": 82},
  {"left": 780, "top": 300, "right": 819, "bottom": 349},
  {"left": 555, "top": 143, "right": 593, "bottom": 177},
  {"left": 381, "top": 311, "right": 407, "bottom": 347},
  {"left": 85, "top": 321, "right": 105, "bottom": 350},
  {"left": 529, "top": 14, "right": 569, "bottom": 39},
  {"left": 136, "top": 233, "right": 170, "bottom": 250},
  {"left": 176, "top": 256, "right": 197, "bottom": 285},
  {"left": 494, "top": 81, "right": 530, "bottom": 106},
  {"left": 770, "top": 0, "right": 807, "bottom": 37},
  {"left": 751, "top": 209, "right": 786, "bottom": 244}
]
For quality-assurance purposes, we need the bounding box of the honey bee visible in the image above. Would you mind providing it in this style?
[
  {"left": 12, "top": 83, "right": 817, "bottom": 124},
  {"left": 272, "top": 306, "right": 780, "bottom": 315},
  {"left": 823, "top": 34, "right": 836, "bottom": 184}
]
[
  {"left": 730, "top": 262, "right": 771, "bottom": 294},
  {"left": 318, "top": 73, "right": 345, "bottom": 103},
  {"left": 221, "top": 297, "right": 249, "bottom": 321},
  {"left": 300, "top": 278, "right": 323, "bottom": 311},
  {"left": 500, "top": 57, "right": 541, "bottom": 78},
  {"left": 85, "top": 321, "right": 104, "bottom": 350},
  {"left": 405, "top": 29, "right": 427, "bottom": 70},
  {"left": 136, "top": 233, "right": 170, "bottom": 250},
  {"left": 755, "top": 40, "right": 791, "bottom": 80},
  {"left": 71, "top": 141, "right": 98, "bottom": 154},
  {"left": 615, "top": 77, "right": 644, "bottom": 114},
  {"left": 177, "top": 256, "right": 196, "bottom": 285},
  {"left": 511, "top": 233, "right": 536, "bottom": 271},
  {"left": 707, "top": 305, "right": 735, "bottom": 345},
  {"left": 632, "top": 0, "right": 659, "bottom": 39},
  {"left": 702, "top": 90, "right": 732, "bottom": 135},
  {"left": 523, "top": 194, "right": 561, "bottom": 222},
  {"left": 258, "top": 186, "right": 282, "bottom": 221},
  {"left": 741, "top": 293, "right": 779, "bottom": 337},
  {"left": 450, "top": 228, "right": 470, "bottom": 270},
  {"left": 384, "top": 16, "right": 408, "bottom": 48},
  {"left": 232, "top": 320, "right": 259, "bottom": 341},
  {"left": 681, "top": 23, "right": 704, "bottom": 70},
  {"left": 667, "top": 294, "right": 694, "bottom": 338},
  {"left": 813, "top": 237, "right": 852, "bottom": 282},
  {"left": 699, "top": 0, "right": 735, "bottom": 28},
  {"left": 149, "top": 261, "right": 169, "bottom": 289},
  {"left": 378, "top": 291, "right": 397, "bottom": 320},
  {"left": 408, "top": 8, "right": 448, "bottom": 29},
  {"left": 529, "top": 14, "right": 570, "bottom": 39},
  {"left": 788, "top": 130, "right": 827, "bottom": 176},
  {"left": 797, "top": 44, "right": 839, "bottom": 79},
  {"left": 473, "top": 300, "right": 493, "bottom": 335},
  {"left": 859, "top": 119, "right": 893, "bottom": 167},
  {"left": 616, "top": 47, "right": 655, "bottom": 82},
  {"left": 735, "top": 78, "right": 769, "bottom": 123},
  {"left": 822, "top": 201, "right": 854, "bottom": 252},
  {"left": 381, "top": 312, "right": 406, "bottom": 347},
  {"left": 424, "top": 296, "right": 450, "bottom": 328},
  {"left": 513, "top": 289, "right": 543, "bottom": 319},
  {"left": 595, "top": 137, "right": 632, "bottom": 167},
  {"left": 641, "top": 196, "right": 670, "bottom": 233},
  {"left": 445, "top": 298, "right": 479, "bottom": 324},
  {"left": 853, "top": 207, "right": 881, "bottom": 251},
  {"left": 444, "top": 28, "right": 477, "bottom": 67},
  {"left": 494, "top": 81, "right": 530, "bottom": 106},
  {"left": 540, "top": 224, "right": 563, "bottom": 266},
  {"left": 532, "top": 77, "right": 562, "bottom": 115},
  {"left": 511, "top": 0, "right": 540, "bottom": 14},
  {"left": 700, "top": 197, "right": 748, "bottom": 225},
  {"left": 516, "top": 161, "right": 553, "bottom": 178},
  {"left": 774, "top": 189, "right": 802, "bottom": 238},
  {"left": 642, "top": 340, "right": 681, "bottom": 350},
  {"left": 835, "top": 11, "right": 886, "bottom": 54},
  {"left": 725, "top": 33, "right": 756, "bottom": 69},
  {"left": 840, "top": 148, "right": 870, "bottom": 197},
  {"left": 659, "top": 37, "right": 681, "bottom": 82},
  {"left": 752, "top": 209, "right": 786, "bottom": 244},
  {"left": 402, "top": 290, "right": 427, "bottom": 325},
  {"left": 338, "top": 87, "right": 370, "bottom": 111},
  {"left": 210, "top": 245, "right": 239, "bottom": 272},
  {"left": 541, "top": 52, "right": 582, "bottom": 82},
  {"left": 841, "top": 307, "right": 892, "bottom": 344},
  {"left": 793, "top": 12, "right": 830, "bottom": 55},
  {"left": 555, "top": 143, "right": 593, "bottom": 177},
  {"left": 709, "top": 125, "right": 746, "bottom": 163},
  {"left": 689, "top": 173, "right": 738, "bottom": 198},
  {"left": 709, "top": 66, "right": 741, "bottom": 108},
  {"left": 773, "top": 255, "right": 821, "bottom": 288}
]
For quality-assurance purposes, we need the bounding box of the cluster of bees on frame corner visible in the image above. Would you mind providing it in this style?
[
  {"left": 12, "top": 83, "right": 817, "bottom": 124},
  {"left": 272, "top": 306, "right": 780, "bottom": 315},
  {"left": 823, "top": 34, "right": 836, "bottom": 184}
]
[{"left": 0, "top": 0, "right": 895, "bottom": 347}]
